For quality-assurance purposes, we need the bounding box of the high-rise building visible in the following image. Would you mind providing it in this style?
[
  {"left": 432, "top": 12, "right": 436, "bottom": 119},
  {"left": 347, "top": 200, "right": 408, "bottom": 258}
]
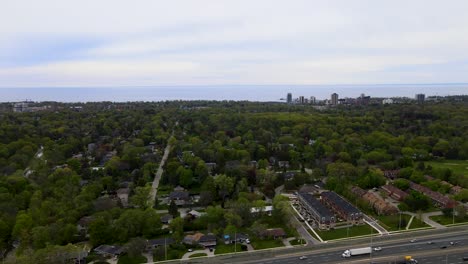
[
  {"left": 310, "top": 96, "right": 316, "bottom": 104},
  {"left": 415, "top": 94, "right": 425, "bottom": 103},
  {"left": 331, "top": 93, "right": 338, "bottom": 105},
  {"left": 299, "top": 96, "right": 305, "bottom": 104},
  {"left": 287, "top": 93, "right": 292, "bottom": 104}
]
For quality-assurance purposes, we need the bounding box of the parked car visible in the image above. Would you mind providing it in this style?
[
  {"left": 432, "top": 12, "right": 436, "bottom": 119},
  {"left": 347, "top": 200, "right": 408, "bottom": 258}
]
[{"left": 188, "top": 248, "right": 193, "bottom": 252}]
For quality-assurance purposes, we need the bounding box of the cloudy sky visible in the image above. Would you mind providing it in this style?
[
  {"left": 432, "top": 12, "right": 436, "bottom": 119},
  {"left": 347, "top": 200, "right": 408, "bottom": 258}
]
[{"left": 1, "top": 0, "right": 468, "bottom": 87}]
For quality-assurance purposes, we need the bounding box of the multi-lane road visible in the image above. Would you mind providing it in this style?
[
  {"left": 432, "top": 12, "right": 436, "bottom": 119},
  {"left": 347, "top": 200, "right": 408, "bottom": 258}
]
[
  {"left": 185, "top": 227, "right": 468, "bottom": 264},
  {"left": 241, "top": 232, "right": 468, "bottom": 264}
]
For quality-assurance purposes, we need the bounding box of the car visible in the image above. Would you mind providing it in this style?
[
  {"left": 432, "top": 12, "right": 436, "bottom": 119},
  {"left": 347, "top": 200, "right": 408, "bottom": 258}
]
[
  {"left": 450, "top": 241, "right": 459, "bottom": 245},
  {"left": 299, "top": 256, "right": 308, "bottom": 260},
  {"left": 188, "top": 248, "right": 193, "bottom": 252},
  {"left": 373, "top": 247, "right": 382, "bottom": 251},
  {"left": 245, "top": 239, "right": 250, "bottom": 244},
  {"left": 209, "top": 248, "right": 214, "bottom": 252},
  {"left": 427, "top": 241, "right": 434, "bottom": 244},
  {"left": 410, "top": 239, "right": 417, "bottom": 243},
  {"left": 440, "top": 245, "right": 447, "bottom": 249},
  {"left": 462, "top": 256, "right": 468, "bottom": 261}
]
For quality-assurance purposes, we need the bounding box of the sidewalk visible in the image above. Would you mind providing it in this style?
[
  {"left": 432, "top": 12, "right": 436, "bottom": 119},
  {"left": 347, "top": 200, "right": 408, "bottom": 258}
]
[
  {"left": 181, "top": 248, "right": 213, "bottom": 260},
  {"left": 421, "top": 211, "right": 446, "bottom": 229}
]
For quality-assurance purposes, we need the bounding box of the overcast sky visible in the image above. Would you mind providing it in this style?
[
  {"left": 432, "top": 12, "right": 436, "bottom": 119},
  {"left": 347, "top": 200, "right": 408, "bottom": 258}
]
[{"left": 1, "top": 0, "right": 468, "bottom": 87}]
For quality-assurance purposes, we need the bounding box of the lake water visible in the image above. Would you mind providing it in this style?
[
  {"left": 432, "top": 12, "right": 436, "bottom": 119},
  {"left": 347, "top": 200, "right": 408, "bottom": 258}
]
[{"left": 0, "top": 84, "right": 467, "bottom": 102}]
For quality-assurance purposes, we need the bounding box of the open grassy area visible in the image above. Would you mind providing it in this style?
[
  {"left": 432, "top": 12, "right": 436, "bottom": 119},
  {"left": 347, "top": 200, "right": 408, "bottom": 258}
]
[
  {"left": 214, "top": 244, "right": 246, "bottom": 255},
  {"left": 290, "top": 239, "right": 306, "bottom": 246},
  {"left": 189, "top": 253, "right": 207, "bottom": 258},
  {"left": 315, "top": 224, "right": 373, "bottom": 241},
  {"left": 409, "top": 217, "right": 430, "bottom": 229},
  {"left": 117, "top": 255, "right": 147, "bottom": 264},
  {"left": 378, "top": 214, "right": 412, "bottom": 231},
  {"left": 430, "top": 215, "right": 468, "bottom": 225},
  {"left": 425, "top": 160, "right": 468, "bottom": 176},
  {"left": 251, "top": 239, "right": 285, "bottom": 250},
  {"left": 258, "top": 215, "right": 298, "bottom": 237}
]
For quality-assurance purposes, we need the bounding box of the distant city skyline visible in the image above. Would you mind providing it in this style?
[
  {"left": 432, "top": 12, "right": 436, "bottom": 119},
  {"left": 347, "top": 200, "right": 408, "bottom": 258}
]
[
  {"left": 2, "top": 1, "right": 468, "bottom": 87},
  {"left": 0, "top": 84, "right": 466, "bottom": 103}
]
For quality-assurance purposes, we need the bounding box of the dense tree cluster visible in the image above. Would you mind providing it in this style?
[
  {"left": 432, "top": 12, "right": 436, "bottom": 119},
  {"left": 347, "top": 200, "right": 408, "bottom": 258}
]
[{"left": 0, "top": 98, "right": 466, "bottom": 260}]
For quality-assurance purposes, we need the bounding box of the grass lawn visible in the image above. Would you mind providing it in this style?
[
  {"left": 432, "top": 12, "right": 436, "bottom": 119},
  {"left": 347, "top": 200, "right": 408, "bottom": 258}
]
[
  {"left": 430, "top": 215, "right": 468, "bottom": 225},
  {"left": 117, "top": 255, "right": 147, "bottom": 264},
  {"left": 189, "top": 253, "right": 207, "bottom": 258},
  {"left": 157, "top": 184, "right": 172, "bottom": 195},
  {"left": 378, "top": 214, "right": 412, "bottom": 231},
  {"left": 409, "top": 217, "right": 430, "bottom": 229},
  {"left": 215, "top": 244, "right": 246, "bottom": 255},
  {"left": 425, "top": 160, "right": 468, "bottom": 176},
  {"left": 290, "top": 239, "right": 306, "bottom": 246},
  {"left": 251, "top": 239, "right": 285, "bottom": 250},
  {"left": 315, "top": 224, "right": 373, "bottom": 241},
  {"left": 258, "top": 215, "right": 298, "bottom": 237}
]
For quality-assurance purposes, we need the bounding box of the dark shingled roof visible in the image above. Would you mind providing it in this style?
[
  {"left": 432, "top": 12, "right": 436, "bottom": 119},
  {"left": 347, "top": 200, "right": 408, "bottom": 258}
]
[
  {"left": 321, "top": 191, "right": 361, "bottom": 214},
  {"left": 298, "top": 192, "right": 334, "bottom": 218}
]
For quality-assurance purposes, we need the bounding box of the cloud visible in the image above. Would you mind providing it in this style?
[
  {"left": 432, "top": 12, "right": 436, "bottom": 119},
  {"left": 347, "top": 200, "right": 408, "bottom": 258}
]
[{"left": 1, "top": 0, "right": 468, "bottom": 86}]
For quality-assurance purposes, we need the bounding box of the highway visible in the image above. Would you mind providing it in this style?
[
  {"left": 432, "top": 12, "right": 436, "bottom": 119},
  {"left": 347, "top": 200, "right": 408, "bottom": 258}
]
[
  {"left": 179, "top": 227, "right": 468, "bottom": 264},
  {"left": 240, "top": 232, "right": 468, "bottom": 264}
]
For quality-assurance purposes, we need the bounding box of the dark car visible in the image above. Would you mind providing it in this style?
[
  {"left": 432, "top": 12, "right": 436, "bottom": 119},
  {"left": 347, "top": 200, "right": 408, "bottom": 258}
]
[
  {"left": 462, "top": 256, "right": 468, "bottom": 261},
  {"left": 440, "top": 245, "right": 447, "bottom": 249}
]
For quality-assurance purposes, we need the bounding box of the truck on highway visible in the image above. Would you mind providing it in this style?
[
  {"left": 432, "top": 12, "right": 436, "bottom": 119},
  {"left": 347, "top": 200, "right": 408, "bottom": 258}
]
[
  {"left": 342, "top": 247, "right": 372, "bottom": 258},
  {"left": 395, "top": 256, "right": 418, "bottom": 264}
]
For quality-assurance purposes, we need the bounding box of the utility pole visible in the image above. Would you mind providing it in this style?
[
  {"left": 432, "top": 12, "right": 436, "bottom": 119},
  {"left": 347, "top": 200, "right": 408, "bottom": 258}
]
[
  {"left": 234, "top": 233, "right": 237, "bottom": 253},
  {"left": 452, "top": 207, "right": 455, "bottom": 225},
  {"left": 165, "top": 237, "right": 167, "bottom": 261}
]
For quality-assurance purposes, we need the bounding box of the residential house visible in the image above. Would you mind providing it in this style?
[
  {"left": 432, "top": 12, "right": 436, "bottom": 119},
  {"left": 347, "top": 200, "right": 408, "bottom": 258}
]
[
  {"left": 297, "top": 192, "right": 335, "bottom": 230},
  {"left": 381, "top": 185, "right": 409, "bottom": 201},
  {"left": 169, "top": 190, "right": 191, "bottom": 206},
  {"left": 146, "top": 238, "right": 174, "bottom": 250},
  {"left": 362, "top": 192, "right": 398, "bottom": 215},
  {"left": 260, "top": 228, "right": 286, "bottom": 240},
  {"left": 250, "top": 205, "right": 274, "bottom": 216},
  {"left": 160, "top": 214, "right": 173, "bottom": 225},
  {"left": 94, "top": 245, "right": 123, "bottom": 258},
  {"left": 382, "top": 170, "right": 400, "bottom": 180},
  {"left": 77, "top": 216, "right": 93, "bottom": 237},
  {"left": 409, "top": 182, "right": 458, "bottom": 208},
  {"left": 321, "top": 191, "right": 363, "bottom": 225},
  {"left": 198, "top": 234, "right": 217, "bottom": 248},
  {"left": 183, "top": 233, "right": 204, "bottom": 245}
]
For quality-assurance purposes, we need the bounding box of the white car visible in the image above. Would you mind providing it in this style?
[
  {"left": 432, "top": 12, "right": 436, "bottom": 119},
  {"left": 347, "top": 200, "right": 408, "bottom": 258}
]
[
  {"left": 299, "top": 256, "right": 308, "bottom": 260},
  {"left": 373, "top": 247, "right": 382, "bottom": 251},
  {"left": 188, "top": 248, "right": 193, "bottom": 252},
  {"left": 410, "top": 239, "right": 417, "bottom": 243}
]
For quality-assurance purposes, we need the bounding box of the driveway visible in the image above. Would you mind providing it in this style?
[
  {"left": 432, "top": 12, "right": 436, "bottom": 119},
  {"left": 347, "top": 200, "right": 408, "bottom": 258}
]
[{"left": 181, "top": 248, "right": 213, "bottom": 260}]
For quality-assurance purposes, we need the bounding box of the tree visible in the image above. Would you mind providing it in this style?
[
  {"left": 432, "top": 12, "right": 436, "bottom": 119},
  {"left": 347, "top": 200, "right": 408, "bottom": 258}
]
[
  {"left": 214, "top": 174, "right": 235, "bottom": 205},
  {"left": 142, "top": 209, "right": 162, "bottom": 238},
  {"left": 131, "top": 185, "right": 152, "bottom": 209},
  {"left": 168, "top": 200, "right": 179, "bottom": 218},
  {"left": 124, "top": 237, "right": 147, "bottom": 258},
  {"left": 169, "top": 217, "right": 184, "bottom": 242}
]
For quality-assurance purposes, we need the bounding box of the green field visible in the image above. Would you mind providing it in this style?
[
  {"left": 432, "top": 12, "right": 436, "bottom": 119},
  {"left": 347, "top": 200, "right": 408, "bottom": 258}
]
[
  {"left": 425, "top": 160, "right": 468, "bottom": 176},
  {"left": 250, "top": 239, "right": 285, "bottom": 250},
  {"left": 214, "top": 244, "right": 246, "bottom": 255},
  {"left": 315, "top": 224, "right": 374, "bottom": 241},
  {"left": 378, "top": 214, "right": 412, "bottom": 231},
  {"left": 117, "top": 255, "right": 147, "bottom": 264},
  {"left": 189, "top": 253, "right": 207, "bottom": 258},
  {"left": 290, "top": 239, "right": 306, "bottom": 246},
  {"left": 409, "top": 217, "right": 430, "bottom": 229},
  {"left": 430, "top": 215, "right": 468, "bottom": 225}
]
